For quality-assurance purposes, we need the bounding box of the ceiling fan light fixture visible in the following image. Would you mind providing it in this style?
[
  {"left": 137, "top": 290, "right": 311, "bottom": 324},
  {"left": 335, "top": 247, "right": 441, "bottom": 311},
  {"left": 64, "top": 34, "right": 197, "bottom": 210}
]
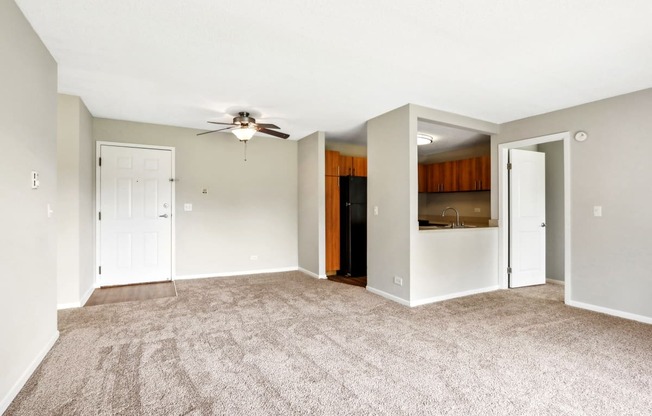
[
  {"left": 417, "top": 133, "right": 434, "bottom": 146},
  {"left": 232, "top": 126, "right": 256, "bottom": 142}
]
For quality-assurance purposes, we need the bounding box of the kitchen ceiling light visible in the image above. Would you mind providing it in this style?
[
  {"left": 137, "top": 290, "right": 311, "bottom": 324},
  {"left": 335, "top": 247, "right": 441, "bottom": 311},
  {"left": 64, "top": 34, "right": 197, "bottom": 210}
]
[
  {"left": 232, "top": 126, "right": 256, "bottom": 141},
  {"left": 417, "top": 133, "right": 434, "bottom": 146}
]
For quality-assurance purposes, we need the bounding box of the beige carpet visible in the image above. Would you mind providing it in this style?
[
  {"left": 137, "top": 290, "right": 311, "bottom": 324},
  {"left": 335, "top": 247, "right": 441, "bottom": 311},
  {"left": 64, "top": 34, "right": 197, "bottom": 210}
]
[{"left": 6, "top": 272, "right": 652, "bottom": 415}]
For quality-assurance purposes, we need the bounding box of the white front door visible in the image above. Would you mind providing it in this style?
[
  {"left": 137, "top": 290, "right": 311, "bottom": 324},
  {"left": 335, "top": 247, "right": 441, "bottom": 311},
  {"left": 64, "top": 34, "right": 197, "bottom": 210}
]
[
  {"left": 509, "top": 149, "right": 546, "bottom": 288},
  {"left": 99, "top": 145, "right": 173, "bottom": 286}
]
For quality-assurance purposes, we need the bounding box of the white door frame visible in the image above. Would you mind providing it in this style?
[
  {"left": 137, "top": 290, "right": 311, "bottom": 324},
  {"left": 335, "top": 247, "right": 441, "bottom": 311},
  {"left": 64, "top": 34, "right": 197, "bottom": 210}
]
[
  {"left": 95, "top": 141, "right": 176, "bottom": 287},
  {"left": 497, "top": 132, "right": 571, "bottom": 303}
]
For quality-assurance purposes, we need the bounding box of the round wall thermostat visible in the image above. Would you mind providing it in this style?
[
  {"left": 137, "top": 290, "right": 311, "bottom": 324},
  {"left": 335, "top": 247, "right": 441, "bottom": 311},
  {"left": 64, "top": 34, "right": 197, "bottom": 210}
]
[{"left": 574, "top": 131, "right": 588, "bottom": 142}]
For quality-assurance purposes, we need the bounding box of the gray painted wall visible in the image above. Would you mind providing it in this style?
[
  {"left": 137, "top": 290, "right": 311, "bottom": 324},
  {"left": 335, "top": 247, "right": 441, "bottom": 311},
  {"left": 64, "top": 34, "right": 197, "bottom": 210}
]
[
  {"left": 93, "top": 118, "right": 299, "bottom": 277},
  {"left": 367, "top": 105, "right": 412, "bottom": 300},
  {"left": 0, "top": 0, "right": 59, "bottom": 410},
  {"left": 57, "top": 94, "right": 95, "bottom": 306},
  {"left": 325, "top": 141, "right": 367, "bottom": 157},
  {"left": 492, "top": 88, "right": 652, "bottom": 318},
  {"left": 298, "top": 132, "right": 325, "bottom": 277},
  {"left": 538, "top": 141, "right": 565, "bottom": 281}
]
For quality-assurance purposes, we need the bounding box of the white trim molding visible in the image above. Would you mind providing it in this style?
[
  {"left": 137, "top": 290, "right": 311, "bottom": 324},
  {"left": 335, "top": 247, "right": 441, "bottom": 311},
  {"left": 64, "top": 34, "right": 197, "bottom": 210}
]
[
  {"left": 57, "top": 284, "right": 95, "bottom": 310},
  {"left": 567, "top": 300, "right": 652, "bottom": 325},
  {"left": 0, "top": 331, "right": 59, "bottom": 414},
  {"left": 497, "top": 131, "right": 572, "bottom": 305},
  {"left": 298, "top": 267, "right": 326, "bottom": 279},
  {"left": 366, "top": 286, "right": 411, "bottom": 306},
  {"left": 95, "top": 141, "right": 176, "bottom": 288},
  {"left": 174, "top": 267, "right": 299, "bottom": 281},
  {"left": 410, "top": 285, "right": 500, "bottom": 307}
]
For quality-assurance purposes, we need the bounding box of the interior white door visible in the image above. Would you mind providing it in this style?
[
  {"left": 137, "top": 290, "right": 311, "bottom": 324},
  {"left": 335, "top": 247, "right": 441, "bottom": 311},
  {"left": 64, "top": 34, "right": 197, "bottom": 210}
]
[
  {"left": 509, "top": 149, "right": 546, "bottom": 288},
  {"left": 99, "top": 145, "right": 172, "bottom": 286}
]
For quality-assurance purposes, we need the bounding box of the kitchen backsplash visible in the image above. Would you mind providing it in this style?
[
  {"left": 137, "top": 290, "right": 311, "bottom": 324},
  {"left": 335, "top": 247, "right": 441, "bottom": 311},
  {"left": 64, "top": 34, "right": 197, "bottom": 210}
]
[{"left": 418, "top": 191, "right": 490, "bottom": 219}]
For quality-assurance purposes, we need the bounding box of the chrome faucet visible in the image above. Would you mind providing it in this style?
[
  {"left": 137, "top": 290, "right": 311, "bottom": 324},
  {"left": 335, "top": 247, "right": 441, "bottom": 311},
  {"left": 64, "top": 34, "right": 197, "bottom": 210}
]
[{"left": 441, "top": 207, "right": 460, "bottom": 227}]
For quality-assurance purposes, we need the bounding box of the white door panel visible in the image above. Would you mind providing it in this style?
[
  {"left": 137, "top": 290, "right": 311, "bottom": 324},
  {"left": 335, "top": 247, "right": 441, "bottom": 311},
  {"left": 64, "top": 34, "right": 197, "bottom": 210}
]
[
  {"left": 509, "top": 149, "right": 546, "bottom": 288},
  {"left": 99, "top": 145, "right": 172, "bottom": 286}
]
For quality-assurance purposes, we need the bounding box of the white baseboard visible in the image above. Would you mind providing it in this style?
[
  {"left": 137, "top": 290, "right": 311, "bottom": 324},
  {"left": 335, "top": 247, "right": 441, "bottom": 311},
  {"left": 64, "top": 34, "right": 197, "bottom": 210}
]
[
  {"left": 57, "top": 301, "right": 80, "bottom": 310},
  {"left": 298, "top": 267, "right": 326, "bottom": 279},
  {"left": 546, "top": 278, "right": 565, "bottom": 285},
  {"left": 366, "top": 286, "right": 411, "bottom": 306},
  {"left": 80, "top": 284, "right": 94, "bottom": 307},
  {"left": 175, "top": 267, "right": 299, "bottom": 281},
  {"left": 0, "top": 331, "right": 59, "bottom": 414},
  {"left": 57, "top": 284, "right": 96, "bottom": 310},
  {"left": 410, "top": 285, "right": 500, "bottom": 307},
  {"left": 567, "top": 300, "right": 652, "bottom": 325}
]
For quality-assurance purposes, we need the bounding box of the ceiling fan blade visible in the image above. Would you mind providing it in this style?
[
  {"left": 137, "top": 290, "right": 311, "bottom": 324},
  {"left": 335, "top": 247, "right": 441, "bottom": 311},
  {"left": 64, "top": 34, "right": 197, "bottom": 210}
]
[
  {"left": 197, "top": 126, "right": 234, "bottom": 136},
  {"left": 256, "top": 123, "right": 280, "bottom": 129},
  {"left": 207, "top": 121, "right": 237, "bottom": 126},
  {"left": 257, "top": 127, "right": 289, "bottom": 139}
]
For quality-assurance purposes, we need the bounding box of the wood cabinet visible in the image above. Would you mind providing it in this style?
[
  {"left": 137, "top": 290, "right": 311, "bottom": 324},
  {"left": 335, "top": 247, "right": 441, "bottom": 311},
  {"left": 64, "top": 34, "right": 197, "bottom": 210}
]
[
  {"left": 427, "top": 161, "right": 458, "bottom": 192},
  {"left": 351, "top": 157, "right": 367, "bottom": 177},
  {"left": 326, "top": 150, "right": 367, "bottom": 177},
  {"left": 457, "top": 156, "right": 490, "bottom": 191},
  {"left": 418, "top": 164, "right": 428, "bottom": 193},
  {"left": 339, "top": 154, "right": 367, "bottom": 177},
  {"left": 325, "top": 176, "right": 340, "bottom": 271},
  {"left": 326, "top": 150, "right": 340, "bottom": 176},
  {"left": 420, "top": 155, "right": 490, "bottom": 193},
  {"left": 477, "top": 155, "right": 490, "bottom": 190}
]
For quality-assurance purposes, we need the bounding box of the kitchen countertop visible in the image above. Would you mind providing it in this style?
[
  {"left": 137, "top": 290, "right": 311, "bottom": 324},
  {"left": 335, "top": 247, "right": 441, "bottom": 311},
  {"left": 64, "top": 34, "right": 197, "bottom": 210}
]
[
  {"left": 418, "top": 217, "right": 496, "bottom": 231},
  {"left": 419, "top": 224, "right": 497, "bottom": 231}
]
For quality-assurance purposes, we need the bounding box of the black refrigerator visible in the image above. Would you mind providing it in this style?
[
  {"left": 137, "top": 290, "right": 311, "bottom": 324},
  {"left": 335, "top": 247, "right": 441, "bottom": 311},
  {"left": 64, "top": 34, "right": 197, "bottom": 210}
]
[{"left": 340, "top": 176, "right": 367, "bottom": 277}]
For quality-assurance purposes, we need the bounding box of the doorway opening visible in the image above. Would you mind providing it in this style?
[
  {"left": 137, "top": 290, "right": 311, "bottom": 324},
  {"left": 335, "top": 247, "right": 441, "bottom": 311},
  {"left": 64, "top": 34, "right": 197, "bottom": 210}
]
[{"left": 498, "top": 132, "right": 571, "bottom": 304}]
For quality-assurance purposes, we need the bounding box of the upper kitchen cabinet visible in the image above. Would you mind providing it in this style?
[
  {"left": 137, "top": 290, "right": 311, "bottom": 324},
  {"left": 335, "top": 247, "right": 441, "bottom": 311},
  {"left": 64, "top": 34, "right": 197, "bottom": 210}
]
[
  {"left": 326, "top": 150, "right": 367, "bottom": 177},
  {"left": 326, "top": 150, "right": 340, "bottom": 176},
  {"left": 340, "top": 155, "right": 367, "bottom": 177},
  {"left": 457, "top": 156, "right": 490, "bottom": 191},
  {"left": 420, "top": 155, "right": 490, "bottom": 193},
  {"left": 427, "top": 161, "right": 458, "bottom": 192},
  {"left": 418, "top": 164, "right": 428, "bottom": 193}
]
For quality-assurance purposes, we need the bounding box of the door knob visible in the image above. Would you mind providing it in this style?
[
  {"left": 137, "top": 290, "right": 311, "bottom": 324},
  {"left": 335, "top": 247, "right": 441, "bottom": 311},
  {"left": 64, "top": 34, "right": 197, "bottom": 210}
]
[
  {"left": 541, "top": 222, "right": 546, "bottom": 227},
  {"left": 159, "top": 214, "right": 169, "bottom": 218}
]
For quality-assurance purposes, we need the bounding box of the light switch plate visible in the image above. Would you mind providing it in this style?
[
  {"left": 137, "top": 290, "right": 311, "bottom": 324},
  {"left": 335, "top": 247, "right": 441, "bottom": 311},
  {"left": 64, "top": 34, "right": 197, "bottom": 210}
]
[
  {"left": 593, "top": 206, "right": 602, "bottom": 217},
  {"left": 373, "top": 206, "right": 379, "bottom": 216}
]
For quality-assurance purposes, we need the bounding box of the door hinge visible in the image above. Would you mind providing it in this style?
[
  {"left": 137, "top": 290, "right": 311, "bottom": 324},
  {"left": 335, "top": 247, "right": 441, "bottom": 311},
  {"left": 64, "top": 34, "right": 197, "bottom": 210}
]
[
  {"left": 169, "top": 178, "right": 175, "bottom": 182},
  {"left": 98, "top": 266, "right": 102, "bottom": 275},
  {"left": 98, "top": 157, "right": 102, "bottom": 167},
  {"left": 507, "top": 267, "right": 512, "bottom": 274},
  {"left": 98, "top": 211, "right": 101, "bottom": 221},
  {"left": 507, "top": 163, "right": 512, "bottom": 170}
]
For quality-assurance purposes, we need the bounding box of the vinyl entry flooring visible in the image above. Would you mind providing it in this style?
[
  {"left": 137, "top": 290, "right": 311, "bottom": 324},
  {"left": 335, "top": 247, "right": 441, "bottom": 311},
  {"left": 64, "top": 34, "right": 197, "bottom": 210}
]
[
  {"left": 327, "top": 275, "right": 367, "bottom": 288},
  {"left": 85, "top": 281, "right": 177, "bottom": 306}
]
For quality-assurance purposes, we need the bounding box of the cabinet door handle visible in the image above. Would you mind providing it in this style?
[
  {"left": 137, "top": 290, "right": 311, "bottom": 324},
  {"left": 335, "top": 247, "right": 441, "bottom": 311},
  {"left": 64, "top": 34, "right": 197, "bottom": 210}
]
[{"left": 337, "top": 166, "right": 339, "bottom": 176}]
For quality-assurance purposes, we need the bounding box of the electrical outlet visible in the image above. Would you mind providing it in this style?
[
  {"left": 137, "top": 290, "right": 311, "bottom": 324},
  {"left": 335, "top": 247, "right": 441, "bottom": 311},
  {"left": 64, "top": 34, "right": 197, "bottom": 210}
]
[
  {"left": 184, "top": 203, "right": 193, "bottom": 211},
  {"left": 250, "top": 255, "right": 258, "bottom": 261},
  {"left": 393, "top": 276, "right": 403, "bottom": 286},
  {"left": 474, "top": 207, "right": 481, "bottom": 213}
]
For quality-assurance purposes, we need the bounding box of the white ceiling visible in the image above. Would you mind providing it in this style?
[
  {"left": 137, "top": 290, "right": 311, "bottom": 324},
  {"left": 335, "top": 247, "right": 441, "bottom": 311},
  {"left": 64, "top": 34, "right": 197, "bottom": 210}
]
[
  {"left": 417, "top": 121, "right": 489, "bottom": 156},
  {"left": 15, "top": 0, "right": 652, "bottom": 143}
]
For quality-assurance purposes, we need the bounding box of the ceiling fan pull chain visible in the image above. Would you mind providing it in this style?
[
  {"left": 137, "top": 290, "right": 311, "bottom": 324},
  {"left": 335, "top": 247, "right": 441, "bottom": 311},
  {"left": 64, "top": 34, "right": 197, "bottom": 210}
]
[{"left": 243, "top": 141, "right": 247, "bottom": 162}]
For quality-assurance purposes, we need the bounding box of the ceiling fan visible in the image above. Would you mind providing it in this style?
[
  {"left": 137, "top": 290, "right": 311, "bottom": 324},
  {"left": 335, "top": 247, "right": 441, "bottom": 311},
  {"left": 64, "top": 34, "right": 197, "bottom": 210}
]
[{"left": 198, "top": 111, "right": 290, "bottom": 141}]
